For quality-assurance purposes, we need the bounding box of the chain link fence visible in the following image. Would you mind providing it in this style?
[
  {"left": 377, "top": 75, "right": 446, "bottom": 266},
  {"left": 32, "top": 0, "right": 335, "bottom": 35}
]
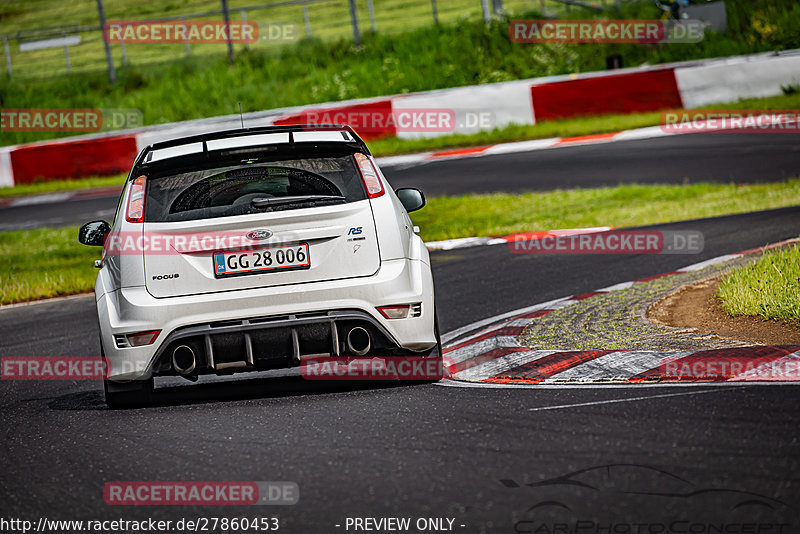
[{"left": 0, "top": 0, "right": 599, "bottom": 81}]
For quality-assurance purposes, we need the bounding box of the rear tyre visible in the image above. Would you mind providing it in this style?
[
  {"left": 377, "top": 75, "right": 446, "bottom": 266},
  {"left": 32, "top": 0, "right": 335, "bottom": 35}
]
[
  {"left": 104, "top": 378, "right": 154, "bottom": 409},
  {"left": 420, "top": 311, "right": 444, "bottom": 382},
  {"left": 100, "top": 335, "right": 153, "bottom": 409},
  {"left": 429, "top": 312, "right": 443, "bottom": 357}
]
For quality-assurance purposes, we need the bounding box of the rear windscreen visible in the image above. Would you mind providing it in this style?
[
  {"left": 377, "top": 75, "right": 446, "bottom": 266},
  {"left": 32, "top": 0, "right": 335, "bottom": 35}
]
[{"left": 144, "top": 156, "right": 367, "bottom": 223}]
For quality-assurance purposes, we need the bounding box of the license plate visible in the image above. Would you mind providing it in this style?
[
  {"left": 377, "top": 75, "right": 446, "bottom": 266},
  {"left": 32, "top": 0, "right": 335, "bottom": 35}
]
[{"left": 213, "top": 243, "right": 310, "bottom": 277}]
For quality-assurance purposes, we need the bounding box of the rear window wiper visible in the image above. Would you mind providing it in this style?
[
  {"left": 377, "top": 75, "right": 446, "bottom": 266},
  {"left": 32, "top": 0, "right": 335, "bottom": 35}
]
[{"left": 251, "top": 195, "right": 346, "bottom": 209}]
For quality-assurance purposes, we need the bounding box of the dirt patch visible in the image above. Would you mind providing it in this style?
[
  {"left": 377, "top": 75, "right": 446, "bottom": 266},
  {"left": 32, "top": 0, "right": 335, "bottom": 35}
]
[{"left": 648, "top": 277, "right": 800, "bottom": 345}]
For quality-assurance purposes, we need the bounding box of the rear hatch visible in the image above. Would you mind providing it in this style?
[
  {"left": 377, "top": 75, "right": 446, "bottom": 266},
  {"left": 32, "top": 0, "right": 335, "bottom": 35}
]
[{"left": 140, "top": 155, "right": 380, "bottom": 299}]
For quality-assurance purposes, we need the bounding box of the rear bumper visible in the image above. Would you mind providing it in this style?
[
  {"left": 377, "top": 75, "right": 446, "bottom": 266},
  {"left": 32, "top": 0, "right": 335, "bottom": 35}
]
[{"left": 97, "top": 258, "right": 436, "bottom": 381}]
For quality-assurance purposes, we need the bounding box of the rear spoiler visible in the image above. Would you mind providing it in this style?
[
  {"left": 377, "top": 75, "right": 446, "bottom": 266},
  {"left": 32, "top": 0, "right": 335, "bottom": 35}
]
[{"left": 129, "top": 124, "right": 371, "bottom": 179}]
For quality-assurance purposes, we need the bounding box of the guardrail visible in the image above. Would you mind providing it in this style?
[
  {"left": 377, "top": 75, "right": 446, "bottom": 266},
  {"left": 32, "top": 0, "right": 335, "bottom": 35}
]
[{"left": 2, "top": 49, "right": 797, "bottom": 188}]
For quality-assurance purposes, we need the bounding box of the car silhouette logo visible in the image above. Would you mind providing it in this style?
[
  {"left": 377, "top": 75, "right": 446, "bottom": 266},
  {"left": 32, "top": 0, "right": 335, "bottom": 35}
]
[{"left": 246, "top": 229, "right": 273, "bottom": 241}]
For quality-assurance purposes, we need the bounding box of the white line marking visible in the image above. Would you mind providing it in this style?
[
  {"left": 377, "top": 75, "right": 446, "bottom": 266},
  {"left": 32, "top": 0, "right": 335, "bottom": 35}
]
[
  {"left": 610, "top": 126, "right": 670, "bottom": 141},
  {"left": 482, "top": 138, "right": 560, "bottom": 155},
  {"left": 595, "top": 281, "right": 637, "bottom": 292},
  {"left": 676, "top": 254, "right": 741, "bottom": 272},
  {"left": 547, "top": 226, "right": 613, "bottom": 236},
  {"left": 527, "top": 387, "right": 733, "bottom": 411},
  {"left": 375, "top": 152, "right": 434, "bottom": 167},
  {"left": 10, "top": 192, "right": 72, "bottom": 206},
  {"left": 426, "top": 236, "right": 496, "bottom": 251}
]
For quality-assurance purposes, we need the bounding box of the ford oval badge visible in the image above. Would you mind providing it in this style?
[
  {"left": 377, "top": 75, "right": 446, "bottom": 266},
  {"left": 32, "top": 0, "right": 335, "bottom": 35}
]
[{"left": 246, "top": 229, "right": 273, "bottom": 241}]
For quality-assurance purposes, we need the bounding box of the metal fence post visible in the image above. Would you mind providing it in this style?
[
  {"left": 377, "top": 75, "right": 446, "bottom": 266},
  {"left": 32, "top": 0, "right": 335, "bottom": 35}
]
[
  {"left": 241, "top": 10, "right": 249, "bottom": 50},
  {"left": 348, "top": 0, "right": 361, "bottom": 45},
  {"left": 492, "top": 0, "right": 503, "bottom": 14},
  {"left": 431, "top": 0, "right": 439, "bottom": 24},
  {"left": 183, "top": 18, "right": 191, "bottom": 56},
  {"left": 96, "top": 0, "right": 116, "bottom": 84},
  {"left": 481, "top": 0, "right": 491, "bottom": 22},
  {"left": 120, "top": 36, "right": 128, "bottom": 66},
  {"left": 221, "top": 0, "right": 234, "bottom": 64},
  {"left": 63, "top": 31, "right": 71, "bottom": 74},
  {"left": 3, "top": 37, "right": 11, "bottom": 77},
  {"left": 303, "top": 4, "right": 312, "bottom": 37},
  {"left": 367, "top": 0, "right": 376, "bottom": 32}
]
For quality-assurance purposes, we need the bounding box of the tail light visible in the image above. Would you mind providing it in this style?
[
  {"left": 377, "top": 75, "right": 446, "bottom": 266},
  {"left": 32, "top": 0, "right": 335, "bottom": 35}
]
[
  {"left": 377, "top": 304, "right": 422, "bottom": 319},
  {"left": 125, "top": 175, "right": 147, "bottom": 223},
  {"left": 115, "top": 330, "right": 160, "bottom": 348},
  {"left": 354, "top": 153, "right": 385, "bottom": 198}
]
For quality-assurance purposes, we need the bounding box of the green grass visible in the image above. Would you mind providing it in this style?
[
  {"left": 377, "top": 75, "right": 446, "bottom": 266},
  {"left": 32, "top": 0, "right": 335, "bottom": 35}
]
[
  {"left": 0, "top": 227, "right": 99, "bottom": 305},
  {"left": 0, "top": 174, "right": 125, "bottom": 198},
  {"left": 3, "top": 178, "right": 800, "bottom": 305},
  {"left": 2, "top": 0, "right": 798, "bottom": 147},
  {"left": 0, "top": 0, "right": 556, "bottom": 79},
  {"left": 410, "top": 179, "right": 800, "bottom": 241},
  {"left": 717, "top": 244, "right": 800, "bottom": 326}
]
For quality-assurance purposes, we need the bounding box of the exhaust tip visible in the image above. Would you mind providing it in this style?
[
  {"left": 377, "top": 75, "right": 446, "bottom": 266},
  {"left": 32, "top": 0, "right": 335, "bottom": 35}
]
[
  {"left": 172, "top": 345, "right": 196, "bottom": 375},
  {"left": 346, "top": 326, "right": 371, "bottom": 356}
]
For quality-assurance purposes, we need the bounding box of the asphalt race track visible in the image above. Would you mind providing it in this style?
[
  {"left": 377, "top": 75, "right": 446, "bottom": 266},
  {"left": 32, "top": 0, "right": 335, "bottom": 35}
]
[
  {"left": 1, "top": 132, "right": 800, "bottom": 531},
  {"left": 387, "top": 132, "right": 800, "bottom": 196},
  {"left": 2, "top": 131, "right": 800, "bottom": 230}
]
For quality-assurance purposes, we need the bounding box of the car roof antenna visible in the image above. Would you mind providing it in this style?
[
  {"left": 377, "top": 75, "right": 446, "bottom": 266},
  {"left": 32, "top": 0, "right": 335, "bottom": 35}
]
[{"left": 238, "top": 102, "right": 245, "bottom": 129}]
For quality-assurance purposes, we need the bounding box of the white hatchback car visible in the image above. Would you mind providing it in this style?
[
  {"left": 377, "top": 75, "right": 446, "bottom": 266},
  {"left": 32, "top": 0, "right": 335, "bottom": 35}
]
[{"left": 79, "top": 125, "right": 440, "bottom": 408}]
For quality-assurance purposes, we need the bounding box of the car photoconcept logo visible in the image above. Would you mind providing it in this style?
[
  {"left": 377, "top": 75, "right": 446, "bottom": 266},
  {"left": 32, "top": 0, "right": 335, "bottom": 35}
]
[{"left": 246, "top": 229, "right": 273, "bottom": 241}]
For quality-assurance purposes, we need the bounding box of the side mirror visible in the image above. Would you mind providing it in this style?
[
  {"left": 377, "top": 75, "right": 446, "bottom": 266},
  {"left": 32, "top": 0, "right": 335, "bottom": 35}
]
[
  {"left": 396, "top": 188, "right": 426, "bottom": 213},
  {"left": 78, "top": 220, "right": 111, "bottom": 247}
]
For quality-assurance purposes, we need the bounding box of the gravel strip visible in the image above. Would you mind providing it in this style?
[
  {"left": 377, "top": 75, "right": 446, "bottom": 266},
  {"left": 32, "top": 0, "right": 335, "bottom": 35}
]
[{"left": 519, "top": 256, "right": 757, "bottom": 352}]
